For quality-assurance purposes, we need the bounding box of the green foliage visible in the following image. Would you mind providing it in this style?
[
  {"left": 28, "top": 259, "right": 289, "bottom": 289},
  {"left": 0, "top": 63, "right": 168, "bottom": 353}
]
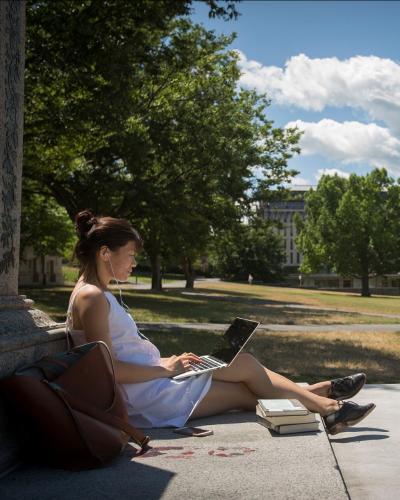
[
  {"left": 211, "top": 218, "right": 286, "bottom": 281},
  {"left": 296, "top": 169, "right": 400, "bottom": 296},
  {"left": 21, "top": 187, "right": 76, "bottom": 258},
  {"left": 23, "top": 1, "right": 299, "bottom": 287}
]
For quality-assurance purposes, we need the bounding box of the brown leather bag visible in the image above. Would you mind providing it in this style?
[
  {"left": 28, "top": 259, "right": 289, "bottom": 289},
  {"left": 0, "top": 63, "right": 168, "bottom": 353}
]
[{"left": 0, "top": 341, "right": 150, "bottom": 470}]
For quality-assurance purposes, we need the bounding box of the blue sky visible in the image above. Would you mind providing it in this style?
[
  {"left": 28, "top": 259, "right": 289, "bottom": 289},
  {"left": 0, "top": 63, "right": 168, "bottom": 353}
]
[{"left": 190, "top": 1, "right": 400, "bottom": 185}]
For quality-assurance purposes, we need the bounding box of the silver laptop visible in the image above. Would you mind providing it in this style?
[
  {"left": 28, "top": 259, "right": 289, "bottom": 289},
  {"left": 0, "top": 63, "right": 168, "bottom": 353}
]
[{"left": 173, "top": 317, "right": 260, "bottom": 380}]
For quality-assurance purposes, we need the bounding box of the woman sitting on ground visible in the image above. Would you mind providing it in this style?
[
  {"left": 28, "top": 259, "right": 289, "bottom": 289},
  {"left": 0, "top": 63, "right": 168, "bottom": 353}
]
[{"left": 67, "top": 210, "right": 376, "bottom": 435}]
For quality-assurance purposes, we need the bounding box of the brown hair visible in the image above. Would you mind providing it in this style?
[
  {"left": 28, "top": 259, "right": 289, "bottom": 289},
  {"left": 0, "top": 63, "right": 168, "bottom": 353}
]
[{"left": 73, "top": 209, "right": 143, "bottom": 279}]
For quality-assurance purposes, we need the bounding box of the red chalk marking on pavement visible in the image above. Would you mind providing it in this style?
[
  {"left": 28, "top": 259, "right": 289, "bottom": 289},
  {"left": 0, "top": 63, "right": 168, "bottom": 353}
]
[
  {"left": 136, "top": 446, "right": 256, "bottom": 460},
  {"left": 136, "top": 446, "right": 185, "bottom": 459},
  {"left": 166, "top": 450, "right": 195, "bottom": 459},
  {"left": 208, "top": 447, "right": 257, "bottom": 458}
]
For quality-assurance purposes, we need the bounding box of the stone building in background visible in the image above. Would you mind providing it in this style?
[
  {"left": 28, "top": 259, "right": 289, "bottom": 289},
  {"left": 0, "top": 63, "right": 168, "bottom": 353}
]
[
  {"left": 263, "top": 185, "right": 400, "bottom": 294},
  {"left": 19, "top": 247, "right": 64, "bottom": 286},
  {"left": 263, "top": 185, "right": 308, "bottom": 269}
]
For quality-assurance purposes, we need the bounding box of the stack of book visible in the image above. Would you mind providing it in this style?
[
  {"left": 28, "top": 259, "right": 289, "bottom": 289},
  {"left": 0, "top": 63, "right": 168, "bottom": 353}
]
[{"left": 256, "top": 399, "right": 321, "bottom": 435}]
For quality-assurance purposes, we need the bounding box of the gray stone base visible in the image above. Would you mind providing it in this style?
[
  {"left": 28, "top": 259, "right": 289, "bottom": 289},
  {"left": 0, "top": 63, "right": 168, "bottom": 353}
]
[{"left": 0, "top": 298, "right": 67, "bottom": 474}]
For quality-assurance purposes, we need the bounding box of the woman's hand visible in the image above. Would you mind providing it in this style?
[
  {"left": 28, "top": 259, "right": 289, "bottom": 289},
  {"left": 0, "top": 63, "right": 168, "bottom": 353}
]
[{"left": 162, "top": 352, "right": 202, "bottom": 376}]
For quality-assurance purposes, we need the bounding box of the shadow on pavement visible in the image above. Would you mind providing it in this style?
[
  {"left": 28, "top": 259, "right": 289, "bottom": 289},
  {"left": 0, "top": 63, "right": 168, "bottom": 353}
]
[
  {"left": 329, "top": 434, "right": 390, "bottom": 443},
  {"left": 340, "top": 426, "right": 389, "bottom": 432},
  {"left": 1, "top": 451, "right": 175, "bottom": 500}
]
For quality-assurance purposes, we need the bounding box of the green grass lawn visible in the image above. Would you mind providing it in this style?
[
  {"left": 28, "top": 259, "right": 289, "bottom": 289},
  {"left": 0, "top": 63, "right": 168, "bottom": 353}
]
[
  {"left": 62, "top": 265, "right": 79, "bottom": 283},
  {"left": 145, "top": 328, "right": 400, "bottom": 384},
  {"left": 197, "top": 281, "right": 400, "bottom": 316},
  {"left": 20, "top": 282, "right": 400, "bottom": 383},
  {"left": 20, "top": 281, "right": 400, "bottom": 325},
  {"left": 62, "top": 266, "right": 183, "bottom": 285},
  {"left": 128, "top": 275, "right": 184, "bottom": 285}
]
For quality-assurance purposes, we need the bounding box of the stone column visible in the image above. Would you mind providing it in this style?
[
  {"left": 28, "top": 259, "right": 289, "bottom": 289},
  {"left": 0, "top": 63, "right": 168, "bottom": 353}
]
[
  {"left": 0, "top": 0, "right": 24, "bottom": 297},
  {"left": 0, "top": 1, "right": 66, "bottom": 474}
]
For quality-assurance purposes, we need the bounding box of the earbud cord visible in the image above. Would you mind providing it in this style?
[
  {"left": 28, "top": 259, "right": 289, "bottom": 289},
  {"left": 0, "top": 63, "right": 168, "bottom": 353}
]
[
  {"left": 107, "top": 255, "right": 149, "bottom": 341},
  {"left": 108, "top": 258, "right": 130, "bottom": 311}
]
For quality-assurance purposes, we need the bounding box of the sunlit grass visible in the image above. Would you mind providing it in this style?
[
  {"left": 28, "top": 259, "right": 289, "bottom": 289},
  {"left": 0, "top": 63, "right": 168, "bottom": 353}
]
[
  {"left": 196, "top": 281, "right": 400, "bottom": 316},
  {"left": 146, "top": 328, "right": 400, "bottom": 384},
  {"left": 61, "top": 266, "right": 184, "bottom": 285},
  {"left": 62, "top": 265, "right": 79, "bottom": 283},
  {"left": 246, "top": 329, "right": 400, "bottom": 384},
  {"left": 20, "top": 283, "right": 400, "bottom": 383},
  {"left": 21, "top": 284, "right": 400, "bottom": 325}
]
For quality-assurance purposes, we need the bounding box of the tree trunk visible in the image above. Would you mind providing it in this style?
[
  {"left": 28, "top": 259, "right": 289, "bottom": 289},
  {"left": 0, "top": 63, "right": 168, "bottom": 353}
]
[
  {"left": 150, "top": 253, "right": 162, "bottom": 290},
  {"left": 361, "top": 275, "right": 370, "bottom": 297},
  {"left": 182, "top": 256, "right": 195, "bottom": 289},
  {"left": 41, "top": 254, "right": 47, "bottom": 286}
]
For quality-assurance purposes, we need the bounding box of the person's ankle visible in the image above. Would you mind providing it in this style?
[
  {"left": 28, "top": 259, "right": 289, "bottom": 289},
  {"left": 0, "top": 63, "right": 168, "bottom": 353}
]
[
  {"left": 320, "top": 400, "right": 340, "bottom": 417},
  {"left": 324, "top": 381, "right": 332, "bottom": 397}
]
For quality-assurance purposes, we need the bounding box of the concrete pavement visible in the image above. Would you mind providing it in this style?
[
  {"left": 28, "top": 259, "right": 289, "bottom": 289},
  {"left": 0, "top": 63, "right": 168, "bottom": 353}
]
[
  {"left": 0, "top": 411, "right": 347, "bottom": 500},
  {"left": 329, "top": 384, "right": 400, "bottom": 500},
  {"left": 2, "top": 385, "right": 399, "bottom": 499}
]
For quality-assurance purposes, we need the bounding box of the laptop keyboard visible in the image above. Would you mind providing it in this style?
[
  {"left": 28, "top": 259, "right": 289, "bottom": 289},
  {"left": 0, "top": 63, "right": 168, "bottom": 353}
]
[{"left": 189, "top": 356, "right": 226, "bottom": 371}]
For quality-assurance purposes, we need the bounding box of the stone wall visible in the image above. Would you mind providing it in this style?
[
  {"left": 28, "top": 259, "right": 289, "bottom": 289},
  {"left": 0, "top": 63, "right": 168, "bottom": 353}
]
[
  {"left": 0, "top": 324, "right": 67, "bottom": 475},
  {"left": 0, "top": 0, "right": 69, "bottom": 475}
]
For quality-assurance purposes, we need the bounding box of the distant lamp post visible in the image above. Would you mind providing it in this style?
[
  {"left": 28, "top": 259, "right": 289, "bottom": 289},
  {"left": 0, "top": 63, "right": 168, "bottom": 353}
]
[{"left": 299, "top": 274, "right": 302, "bottom": 287}]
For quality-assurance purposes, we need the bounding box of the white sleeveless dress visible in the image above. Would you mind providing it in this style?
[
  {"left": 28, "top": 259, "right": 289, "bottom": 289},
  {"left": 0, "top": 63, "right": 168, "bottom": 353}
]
[{"left": 66, "top": 287, "right": 212, "bottom": 428}]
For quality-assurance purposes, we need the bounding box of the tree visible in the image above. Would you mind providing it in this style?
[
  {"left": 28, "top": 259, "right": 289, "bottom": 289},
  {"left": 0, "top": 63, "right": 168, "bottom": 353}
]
[
  {"left": 296, "top": 169, "right": 400, "bottom": 296},
  {"left": 21, "top": 186, "right": 76, "bottom": 284},
  {"left": 113, "top": 22, "right": 300, "bottom": 288},
  {"left": 211, "top": 218, "right": 286, "bottom": 282},
  {"left": 23, "top": 2, "right": 300, "bottom": 289},
  {"left": 23, "top": 1, "right": 239, "bottom": 285}
]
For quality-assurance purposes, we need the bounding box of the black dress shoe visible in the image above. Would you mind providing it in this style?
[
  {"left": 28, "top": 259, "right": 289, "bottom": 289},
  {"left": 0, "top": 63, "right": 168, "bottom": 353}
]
[
  {"left": 330, "top": 373, "right": 366, "bottom": 400},
  {"left": 323, "top": 401, "right": 376, "bottom": 435}
]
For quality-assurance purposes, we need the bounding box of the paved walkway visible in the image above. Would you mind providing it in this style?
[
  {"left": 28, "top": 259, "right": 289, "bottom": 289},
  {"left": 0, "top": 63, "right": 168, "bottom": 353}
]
[
  {"left": 0, "top": 384, "right": 400, "bottom": 500},
  {"left": 329, "top": 384, "right": 400, "bottom": 500},
  {"left": 137, "top": 321, "right": 400, "bottom": 333},
  {"left": 0, "top": 412, "right": 347, "bottom": 500},
  {"left": 2, "top": 385, "right": 399, "bottom": 499}
]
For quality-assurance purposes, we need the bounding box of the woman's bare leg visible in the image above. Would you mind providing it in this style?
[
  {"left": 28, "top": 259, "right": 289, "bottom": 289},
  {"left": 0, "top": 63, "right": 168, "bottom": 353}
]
[
  {"left": 190, "top": 380, "right": 257, "bottom": 420},
  {"left": 306, "top": 381, "right": 331, "bottom": 397},
  {"left": 210, "top": 353, "right": 338, "bottom": 416}
]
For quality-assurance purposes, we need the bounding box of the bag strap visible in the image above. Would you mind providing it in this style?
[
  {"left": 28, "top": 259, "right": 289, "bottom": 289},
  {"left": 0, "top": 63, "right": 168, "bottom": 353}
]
[
  {"left": 66, "top": 284, "right": 91, "bottom": 351},
  {"left": 45, "top": 381, "right": 150, "bottom": 452}
]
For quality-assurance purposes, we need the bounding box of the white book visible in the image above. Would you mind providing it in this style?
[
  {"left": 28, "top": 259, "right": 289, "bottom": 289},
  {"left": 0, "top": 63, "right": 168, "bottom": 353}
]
[
  {"left": 257, "top": 417, "right": 321, "bottom": 435},
  {"left": 257, "top": 399, "right": 309, "bottom": 417},
  {"left": 256, "top": 404, "right": 318, "bottom": 425}
]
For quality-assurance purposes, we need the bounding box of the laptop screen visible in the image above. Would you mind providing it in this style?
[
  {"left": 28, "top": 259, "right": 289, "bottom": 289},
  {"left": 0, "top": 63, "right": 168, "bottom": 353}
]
[{"left": 211, "top": 317, "right": 260, "bottom": 363}]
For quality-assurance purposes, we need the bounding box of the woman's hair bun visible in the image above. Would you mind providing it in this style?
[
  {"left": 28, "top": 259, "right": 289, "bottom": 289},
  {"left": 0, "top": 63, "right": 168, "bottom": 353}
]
[{"left": 75, "top": 209, "right": 97, "bottom": 237}]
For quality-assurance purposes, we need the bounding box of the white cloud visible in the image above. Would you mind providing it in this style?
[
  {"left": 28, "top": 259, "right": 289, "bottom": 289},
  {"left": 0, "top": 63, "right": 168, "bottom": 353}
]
[
  {"left": 288, "top": 176, "right": 313, "bottom": 186},
  {"left": 315, "top": 168, "right": 350, "bottom": 181},
  {"left": 237, "top": 51, "right": 400, "bottom": 133},
  {"left": 285, "top": 119, "right": 400, "bottom": 175}
]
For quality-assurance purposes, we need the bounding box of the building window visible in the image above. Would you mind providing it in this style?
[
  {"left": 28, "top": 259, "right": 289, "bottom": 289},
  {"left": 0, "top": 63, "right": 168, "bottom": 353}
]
[
  {"left": 297, "top": 252, "right": 300, "bottom": 264},
  {"left": 331, "top": 279, "right": 340, "bottom": 288},
  {"left": 343, "top": 279, "right": 352, "bottom": 288}
]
